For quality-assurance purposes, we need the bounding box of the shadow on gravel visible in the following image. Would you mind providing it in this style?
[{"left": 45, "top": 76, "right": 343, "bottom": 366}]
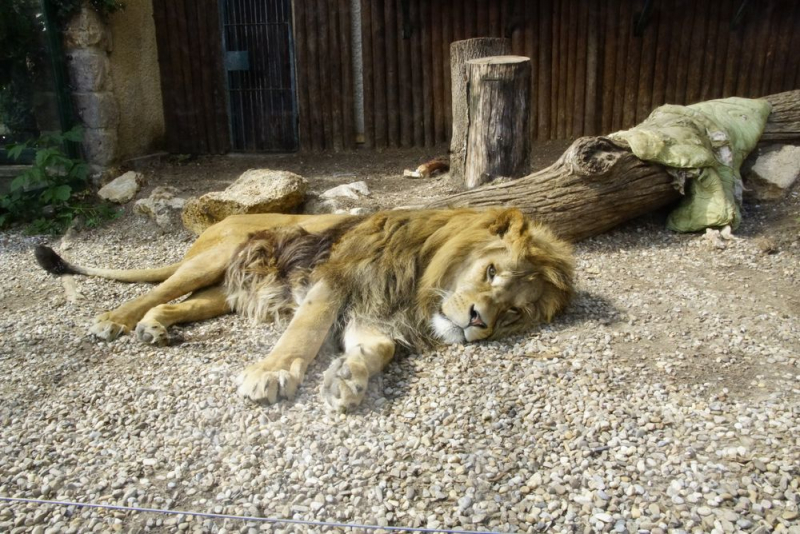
[{"left": 559, "top": 290, "right": 624, "bottom": 327}]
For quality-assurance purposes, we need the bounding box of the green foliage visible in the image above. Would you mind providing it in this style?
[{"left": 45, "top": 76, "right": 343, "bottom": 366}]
[
  {"left": 0, "top": 1, "right": 37, "bottom": 68},
  {"left": 0, "top": 0, "right": 40, "bottom": 137},
  {"left": 0, "top": 126, "right": 118, "bottom": 234},
  {"left": 0, "top": 74, "right": 37, "bottom": 135},
  {"left": 1, "top": 0, "right": 125, "bottom": 138}
]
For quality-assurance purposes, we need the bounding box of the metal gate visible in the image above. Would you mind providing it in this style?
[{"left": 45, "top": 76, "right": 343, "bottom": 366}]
[{"left": 221, "top": 0, "right": 298, "bottom": 151}]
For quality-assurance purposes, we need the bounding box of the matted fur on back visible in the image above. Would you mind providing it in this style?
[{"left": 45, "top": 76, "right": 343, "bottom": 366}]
[{"left": 225, "top": 218, "right": 363, "bottom": 323}]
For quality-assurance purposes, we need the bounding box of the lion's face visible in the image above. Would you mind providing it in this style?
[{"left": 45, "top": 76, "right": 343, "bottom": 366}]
[{"left": 424, "top": 209, "right": 574, "bottom": 345}]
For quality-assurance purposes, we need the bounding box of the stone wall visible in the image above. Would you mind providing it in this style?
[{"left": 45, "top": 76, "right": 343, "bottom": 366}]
[
  {"left": 63, "top": 7, "right": 119, "bottom": 170},
  {"left": 105, "top": 0, "right": 165, "bottom": 160},
  {"left": 63, "top": 1, "right": 166, "bottom": 171}
]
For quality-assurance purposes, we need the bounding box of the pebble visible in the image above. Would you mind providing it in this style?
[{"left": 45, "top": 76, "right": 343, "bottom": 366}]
[{"left": 595, "top": 513, "right": 613, "bottom": 523}]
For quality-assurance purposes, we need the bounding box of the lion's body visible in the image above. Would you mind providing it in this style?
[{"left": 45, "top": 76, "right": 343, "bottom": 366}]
[{"left": 36, "top": 208, "right": 574, "bottom": 410}]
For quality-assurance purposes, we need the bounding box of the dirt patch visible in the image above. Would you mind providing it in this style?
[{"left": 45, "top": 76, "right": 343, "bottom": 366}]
[{"left": 123, "top": 142, "right": 572, "bottom": 212}]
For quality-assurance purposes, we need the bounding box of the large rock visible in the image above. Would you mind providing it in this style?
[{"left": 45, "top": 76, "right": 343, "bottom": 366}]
[
  {"left": 66, "top": 48, "right": 112, "bottom": 92},
  {"left": 82, "top": 127, "right": 118, "bottom": 166},
  {"left": 134, "top": 186, "right": 187, "bottom": 232},
  {"left": 97, "top": 171, "right": 143, "bottom": 204},
  {"left": 743, "top": 144, "right": 800, "bottom": 201},
  {"left": 72, "top": 92, "right": 119, "bottom": 129},
  {"left": 63, "top": 6, "right": 110, "bottom": 50},
  {"left": 181, "top": 169, "right": 308, "bottom": 235}
]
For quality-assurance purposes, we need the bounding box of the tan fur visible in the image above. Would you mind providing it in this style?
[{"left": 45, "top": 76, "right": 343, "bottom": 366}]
[{"left": 41, "top": 209, "right": 573, "bottom": 410}]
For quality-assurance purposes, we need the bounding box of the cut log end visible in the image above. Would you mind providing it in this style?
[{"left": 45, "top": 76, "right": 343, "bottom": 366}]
[{"left": 561, "top": 137, "right": 626, "bottom": 176}]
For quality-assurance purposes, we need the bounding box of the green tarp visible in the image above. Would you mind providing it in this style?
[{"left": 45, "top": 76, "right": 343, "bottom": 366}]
[{"left": 608, "top": 97, "right": 771, "bottom": 233}]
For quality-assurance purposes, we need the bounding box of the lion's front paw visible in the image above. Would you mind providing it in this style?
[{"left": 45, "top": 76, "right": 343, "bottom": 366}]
[
  {"left": 237, "top": 358, "right": 305, "bottom": 404},
  {"left": 89, "top": 313, "right": 131, "bottom": 341},
  {"left": 321, "top": 356, "right": 369, "bottom": 412},
  {"left": 135, "top": 320, "right": 169, "bottom": 346}
]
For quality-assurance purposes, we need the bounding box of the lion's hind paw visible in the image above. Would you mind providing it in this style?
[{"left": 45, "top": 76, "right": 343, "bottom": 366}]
[
  {"left": 89, "top": 313, "right": 130, "bottom": 341},
  {"left": 237, "top": 360, "right": 304, "bottom": 404},
  {"left": 321, "top": 356, "right": 369, "bottom": 413},
  {"left": 135, "top": 320, "right": 170, "bottom": 346}
]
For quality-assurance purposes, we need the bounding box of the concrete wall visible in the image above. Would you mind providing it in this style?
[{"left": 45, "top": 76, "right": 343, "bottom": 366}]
[{"left": 106, "top": 0, "right": 165, "bottom": 159}]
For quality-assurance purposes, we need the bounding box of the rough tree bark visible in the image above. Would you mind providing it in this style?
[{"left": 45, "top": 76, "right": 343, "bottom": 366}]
[
  {"left": 760, "top": 90, "right": 800, "bottom": 143},
  {"left": 428, "top": 90, "right": 800, "bottom": 242},
  {"left": 430, "top": 137, "right": 679, "bottom": 242},
  {"left": 464, "top": 56, "right": 531, "bottom": 189},
  {"left": 449, "top": 38, "right": 510, "bottom": 185}
]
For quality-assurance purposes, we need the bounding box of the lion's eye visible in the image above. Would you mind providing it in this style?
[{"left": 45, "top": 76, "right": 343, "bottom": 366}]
[{"left": 487, "top": 264, "right": 496, "bottom": 280}]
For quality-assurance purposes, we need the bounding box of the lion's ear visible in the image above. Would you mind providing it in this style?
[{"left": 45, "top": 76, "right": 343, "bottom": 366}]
[{"left": 489, "top": 209, "right": 528, "bottom": 240}]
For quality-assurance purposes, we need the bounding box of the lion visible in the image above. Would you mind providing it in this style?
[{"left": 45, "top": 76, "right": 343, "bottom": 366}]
[{"left": 34, "top": 208, "right": 574, "bottom": 411}]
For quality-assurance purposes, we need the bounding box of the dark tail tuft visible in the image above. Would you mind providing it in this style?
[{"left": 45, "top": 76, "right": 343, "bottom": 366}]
[{"left": 34, "top": 245, "right": 78, "bottom": 276}]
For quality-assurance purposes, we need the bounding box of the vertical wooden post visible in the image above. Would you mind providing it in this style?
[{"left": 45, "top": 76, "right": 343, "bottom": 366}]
[
  {"left": 449, "top": 37, "right": 510, "bottom": 185},
  {"left": 464, "top": 55, "right": 531, "bottom": 189}
]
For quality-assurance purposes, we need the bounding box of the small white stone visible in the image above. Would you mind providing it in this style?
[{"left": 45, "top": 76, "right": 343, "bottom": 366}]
[
  {"left": 321, "top": 181, "right": 371, "bottom": 200},
  {"left": 594, "top": 512, "right": 613, "bottom": 523},
  {"left": 97, "top": 171, "right": 144, "bottom": 203}
]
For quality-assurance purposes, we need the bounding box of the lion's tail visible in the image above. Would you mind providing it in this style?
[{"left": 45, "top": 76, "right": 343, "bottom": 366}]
[{"left": 34, "top": 245, "right": 181, "bottom": 283}]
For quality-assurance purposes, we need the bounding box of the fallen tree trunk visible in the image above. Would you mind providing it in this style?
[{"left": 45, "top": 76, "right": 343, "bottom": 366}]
[
  {"left": 427, "top": 90, "right": 800, "bottom": 242},
  {"left": 428, "top": 137, "right": 679, "bottom": 242},
  {"left": 761, "top": 90, "right": 800, "bottom": 143}
]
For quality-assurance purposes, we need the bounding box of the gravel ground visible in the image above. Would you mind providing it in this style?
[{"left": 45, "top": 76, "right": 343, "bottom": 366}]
[{"left": 0, "top": 156, "right": 798, "bottom": 534}]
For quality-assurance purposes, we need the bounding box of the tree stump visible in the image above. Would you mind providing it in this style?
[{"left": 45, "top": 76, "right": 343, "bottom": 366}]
[
  {"left": 464, "top": 56, "right": 531, "bottom": 189},
  {"left": 449, "top": 38, "right": 511, "bottom": 185}
]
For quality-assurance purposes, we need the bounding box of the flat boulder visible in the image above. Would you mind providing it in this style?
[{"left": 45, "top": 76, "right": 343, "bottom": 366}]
[
  {"left": 743, "top": 144, "right": 800, "bottom": 201},
  {"left": 181, "top": 169, "right": 308, "bottom": 234},
  {"left": 134, "top": 186, "right": 187, "bottom": 232},
  {"left": 97, "top": 171, "right": 143, "bottom": 204}
]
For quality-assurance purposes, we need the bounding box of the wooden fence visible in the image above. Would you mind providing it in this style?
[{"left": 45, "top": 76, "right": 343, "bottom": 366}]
[
  {"left": 358, "top": 0, "right": 800, "bottom": 149},
  {"left": 293, "top": 0, "right": 356, "bottom": 150},
  {"left": 152, "top": 0, "right": 800, "bottom": 153},
  {"left": 152, "top": 0, "right": 230, "bottom": 154}
]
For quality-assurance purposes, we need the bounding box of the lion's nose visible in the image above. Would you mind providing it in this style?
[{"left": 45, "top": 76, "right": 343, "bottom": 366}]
[{"left": 469, "top": 305, "right": 487, "bottom": 328}]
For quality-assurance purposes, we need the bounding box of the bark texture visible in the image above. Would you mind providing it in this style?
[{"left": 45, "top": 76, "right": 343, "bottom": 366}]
[
  {"left": 761, "top": 90, "right": 800, "bottom": 143},
  {"left": 449, "top": 38, "right": 510, "bottom": 185},
  {"left": 430, "top": 137, "right": 680, "bottom": 242},
  {"left": 464, "top": 56, "right": 531, "bottom": 189}
]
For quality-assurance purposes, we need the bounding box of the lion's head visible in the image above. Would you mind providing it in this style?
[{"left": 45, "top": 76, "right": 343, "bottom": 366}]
[
  {"left": 320, "top": 208, "right": 574, "bottom": 347},
  {"left": 418, "top": 208, "right": 574, "bottom": 344}
]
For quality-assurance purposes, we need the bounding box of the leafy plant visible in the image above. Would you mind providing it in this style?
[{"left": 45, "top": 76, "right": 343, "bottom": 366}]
[
  {"left": 0, "top": 126, "right": 118, "bottom": 234},
  {"left": 0, "top": 0, "right": 41, "bottom": 139}
]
